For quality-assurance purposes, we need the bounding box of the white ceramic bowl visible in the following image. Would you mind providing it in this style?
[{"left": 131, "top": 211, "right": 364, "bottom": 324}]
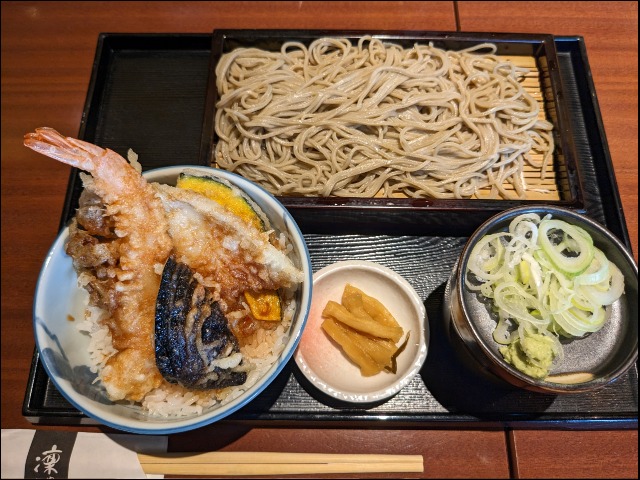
[
  {"left": 33, "top": 166, "right": 312, "bottom": 434},
  {"left": 294, "top": 260, "right": 428, "bottom": 403}
]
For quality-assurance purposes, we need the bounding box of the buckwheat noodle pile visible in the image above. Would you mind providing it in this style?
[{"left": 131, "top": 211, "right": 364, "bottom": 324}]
[{"left": 214, "top": 37, "right": 554, "bottom": 199}]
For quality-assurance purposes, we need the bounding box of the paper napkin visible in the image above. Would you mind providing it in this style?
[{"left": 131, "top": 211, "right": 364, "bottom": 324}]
[{"left": 1, "top": 430, "right": 167, "bottom": 479}]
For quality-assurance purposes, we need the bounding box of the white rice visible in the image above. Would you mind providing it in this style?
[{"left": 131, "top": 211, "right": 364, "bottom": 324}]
[
  {"left": 78, "top": 288, "right": 296, "bottom": 417},
  {"left": 76, "top": 303, "right": 116, "bottom": 376}
]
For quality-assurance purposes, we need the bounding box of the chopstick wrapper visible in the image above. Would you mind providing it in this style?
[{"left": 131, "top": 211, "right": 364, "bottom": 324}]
[{"left": 1, "top": 430, "right": 167, "bottom": 479}]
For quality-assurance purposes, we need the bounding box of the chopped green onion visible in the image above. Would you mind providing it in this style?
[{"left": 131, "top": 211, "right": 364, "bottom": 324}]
[
  {"left": 465, "top": 213, "right": 625, "bottom": 378},
  {"left": 537, "top": 219, "right": 594, "bottom": 276}
]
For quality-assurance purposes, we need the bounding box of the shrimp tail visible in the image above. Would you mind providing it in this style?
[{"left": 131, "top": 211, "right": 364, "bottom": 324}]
[
  {"left": 24, "top": 127, "right": 108, "bottom": 171},
  {"left": 24, "top": 127, "right": 144, "bottom": 201}
]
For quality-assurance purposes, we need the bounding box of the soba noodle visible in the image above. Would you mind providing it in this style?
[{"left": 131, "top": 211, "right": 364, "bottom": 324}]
[{"left": 213, "top": 37, "right": 554, "bottom": 199}]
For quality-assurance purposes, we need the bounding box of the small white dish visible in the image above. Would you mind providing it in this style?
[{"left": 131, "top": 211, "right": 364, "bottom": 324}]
[{"left": 294, "top": 260, "right": 428, "bottom": 403}]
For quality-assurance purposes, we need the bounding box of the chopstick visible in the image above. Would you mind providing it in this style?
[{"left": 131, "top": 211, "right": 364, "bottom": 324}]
[{"left": 138, "top": 452, "right": 424, "bottom": 476}]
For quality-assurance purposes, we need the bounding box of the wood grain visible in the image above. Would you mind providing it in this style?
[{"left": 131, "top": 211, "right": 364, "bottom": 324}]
[
  {"left": 509, "top": 429, "right": 639, "bottom": 479},
  {"left": 1, "top": 2, "right": 636, "bottom": 479}
]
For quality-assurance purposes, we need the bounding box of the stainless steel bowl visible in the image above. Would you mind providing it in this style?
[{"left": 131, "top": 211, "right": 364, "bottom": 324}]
[{"left": 444, "top": 206, "right": 638, "bottom": 394}]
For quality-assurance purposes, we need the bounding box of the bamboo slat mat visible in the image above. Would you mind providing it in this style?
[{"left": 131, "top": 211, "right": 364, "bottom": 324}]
[{"left": 471, "top": 55, "right": 561, "bottom": 201}]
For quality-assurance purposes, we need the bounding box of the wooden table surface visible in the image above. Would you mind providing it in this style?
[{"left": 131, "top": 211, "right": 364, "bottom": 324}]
[{"left": 2, "top": 2, "right": 637, "bottom": 478}]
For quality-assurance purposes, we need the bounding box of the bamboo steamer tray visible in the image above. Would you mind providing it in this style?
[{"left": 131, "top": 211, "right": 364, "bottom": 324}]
[{"left": 201, "top": 30, "right": 583, "bottom": 235}]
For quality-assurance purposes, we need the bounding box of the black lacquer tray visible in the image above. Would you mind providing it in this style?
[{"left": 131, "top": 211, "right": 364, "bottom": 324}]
[{"left": 23, "top": 33, "right": 638, "bottom": 429}]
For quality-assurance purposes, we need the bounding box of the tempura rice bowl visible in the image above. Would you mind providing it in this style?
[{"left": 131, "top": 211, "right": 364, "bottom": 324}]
[{"left": 33, "top": 166, "right": 312, "bottom": 434}]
